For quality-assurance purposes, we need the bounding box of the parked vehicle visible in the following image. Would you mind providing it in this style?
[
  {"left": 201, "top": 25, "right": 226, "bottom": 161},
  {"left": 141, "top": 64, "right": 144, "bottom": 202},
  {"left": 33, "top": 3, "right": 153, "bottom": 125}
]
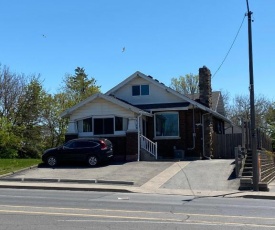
[{"left": 42, "top": 138, "right": 113, "bottom": 167}]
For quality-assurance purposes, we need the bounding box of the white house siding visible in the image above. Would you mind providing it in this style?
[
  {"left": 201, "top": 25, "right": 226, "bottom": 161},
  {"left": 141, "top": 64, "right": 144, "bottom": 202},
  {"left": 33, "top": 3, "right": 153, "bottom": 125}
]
[
  {"left": 112, "top": 77, "right": 184, "bottom": 105},
  {"left": 70, "top": 98, "right": 136, "bottom": 121}
]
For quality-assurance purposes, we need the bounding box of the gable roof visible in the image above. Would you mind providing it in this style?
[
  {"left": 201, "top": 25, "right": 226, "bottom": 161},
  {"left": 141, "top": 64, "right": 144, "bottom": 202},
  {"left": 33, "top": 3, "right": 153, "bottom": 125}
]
[
  {"left": 60, "top": 92, "right": 152, "bottom": 118},
  {"left": 186, "top": 91, "right": 226, "bottom": 116},
  {"left": 106, "top": 71, "right": 231, "bottom": 124}
]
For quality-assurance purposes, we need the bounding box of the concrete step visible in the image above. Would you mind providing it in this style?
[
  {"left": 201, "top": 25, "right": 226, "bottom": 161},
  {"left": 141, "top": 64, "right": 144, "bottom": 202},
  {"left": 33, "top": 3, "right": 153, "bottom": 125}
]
[
  {"left": 140, "top": 149, "right": 157, "bottom": 161},
  {"left": 239, "top": 177, "right": 269, "bottom": 191}
]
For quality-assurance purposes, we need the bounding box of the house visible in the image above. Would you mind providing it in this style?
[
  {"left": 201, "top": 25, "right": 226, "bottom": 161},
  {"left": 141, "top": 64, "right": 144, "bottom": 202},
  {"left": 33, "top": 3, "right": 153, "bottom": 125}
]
[{"left": 61, "top": 66, "right": 231, "bottom": 161}]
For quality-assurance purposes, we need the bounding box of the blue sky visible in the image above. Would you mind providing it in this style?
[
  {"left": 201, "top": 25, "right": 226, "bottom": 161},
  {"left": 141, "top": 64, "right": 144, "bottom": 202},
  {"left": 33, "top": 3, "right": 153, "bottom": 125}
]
[{"left": 0, "top": 0, "right": 274, "bottom": 101}]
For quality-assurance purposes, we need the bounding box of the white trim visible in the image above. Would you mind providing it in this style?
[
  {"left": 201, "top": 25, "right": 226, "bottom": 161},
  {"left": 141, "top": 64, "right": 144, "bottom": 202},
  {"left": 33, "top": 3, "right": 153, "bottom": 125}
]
[
  {"left": 75, "top": 115, "right": 129, "bottom": 136},
  {"left": 61, "top": 92, "right": 152, "bottom": 118}
]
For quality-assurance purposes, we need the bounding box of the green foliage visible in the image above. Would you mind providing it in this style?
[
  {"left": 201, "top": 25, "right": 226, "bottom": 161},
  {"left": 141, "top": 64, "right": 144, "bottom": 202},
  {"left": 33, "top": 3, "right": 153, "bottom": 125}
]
[
  {"left": 40, "top": 93, "right": 68, "bottom": 148},
  {"left": 266, "top": 103, "right": 275, "bottom": 148},
  {"left": 0, "top": 117, "right": 21, "bottom": 158},
  {"left": 0, "top": 65, "right": 103, "bottom": 159},
  {"left": 170, "top": 73, "right": 199, "bottom": 95},
  {"left": 62, "top": 67, "right": 101, "bottom": 106},
  {"left": 0, "top": 159, "right": 41, "bottom": 175}
]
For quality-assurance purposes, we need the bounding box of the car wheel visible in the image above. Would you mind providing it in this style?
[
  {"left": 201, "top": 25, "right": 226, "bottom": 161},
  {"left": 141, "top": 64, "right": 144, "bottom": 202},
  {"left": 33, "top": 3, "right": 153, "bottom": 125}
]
[
  {"left": 87, "top": 155, "right": 98, "bottom": 167},
  {"left": 47, "top": 156, "right": 57, "bottom": 167}
]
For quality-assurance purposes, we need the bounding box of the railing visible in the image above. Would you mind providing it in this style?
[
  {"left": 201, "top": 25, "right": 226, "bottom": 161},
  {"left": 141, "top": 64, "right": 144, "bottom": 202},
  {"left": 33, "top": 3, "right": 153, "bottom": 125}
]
[{"left": 140, "top": 134, "right": 158, "bottom": 159}]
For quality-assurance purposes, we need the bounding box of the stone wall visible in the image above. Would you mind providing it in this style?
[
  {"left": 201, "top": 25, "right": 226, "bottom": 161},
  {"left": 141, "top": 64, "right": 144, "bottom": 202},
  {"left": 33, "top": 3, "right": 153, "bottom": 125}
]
[
  {"left": 203, "top": 113, "right": 213, "bottom": 158},
  {"left": 199, "top": 66, "right": 214, "bottom": 158},
  {"left": 199, "top": 66, "right": 212, "bottom": 108}
]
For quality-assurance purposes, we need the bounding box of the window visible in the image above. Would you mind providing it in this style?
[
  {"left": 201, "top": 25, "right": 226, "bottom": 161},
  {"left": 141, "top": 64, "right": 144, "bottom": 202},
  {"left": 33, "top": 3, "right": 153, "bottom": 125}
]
[
  {"left": 141, "top": 85, "right": 149, "bottom": 95},
  {"left": 83, "top": 118, "right": 92, "bottom": 132},
  {"left": 77, "top": 116, "right": 127, "bottom": 135},
  {"left": 132, "top": 84, "right": 149, "bottom": 96},
  {"left": 132, "top": 85, "right": 140, "bottom": 96},
  {"left": 115, "top": 117, "right": 123, "bottom": 131},
  {"left": 94, "top": 118, "right": 114, "bottom": 135},
  {"left": 155, "top": 112, "right": 179, "bottom": 137}
]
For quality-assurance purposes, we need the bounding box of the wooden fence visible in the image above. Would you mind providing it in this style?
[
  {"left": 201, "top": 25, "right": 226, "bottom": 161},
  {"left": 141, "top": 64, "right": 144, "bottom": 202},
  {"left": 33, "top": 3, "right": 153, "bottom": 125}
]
[
  {"left": 213, "top": 129, "right": 273, "bottom": 159},
  {"left": 212, "top": 133, "right": 242, "bottom": 159}
]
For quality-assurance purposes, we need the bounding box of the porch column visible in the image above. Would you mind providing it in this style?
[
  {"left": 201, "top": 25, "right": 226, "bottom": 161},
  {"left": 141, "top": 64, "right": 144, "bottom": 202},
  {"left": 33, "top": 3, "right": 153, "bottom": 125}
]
[
  {"left": 67, "top": 121, "right": 77, "bottom": 133},
  {"left": 126, "top": 118, "right": 138, "bottom": 161},
  {"left": 65, "top": 121, "right": 78, "bottom": 142},
  {"left": 127, "top": 118, "right": 137, "bottom": 131}
]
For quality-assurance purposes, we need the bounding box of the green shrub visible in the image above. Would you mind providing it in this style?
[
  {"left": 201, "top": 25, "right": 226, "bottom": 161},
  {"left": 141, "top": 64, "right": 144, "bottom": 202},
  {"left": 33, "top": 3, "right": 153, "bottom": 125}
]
[{"left": 0, "top": 147, "right": 18, "bottom": 159}]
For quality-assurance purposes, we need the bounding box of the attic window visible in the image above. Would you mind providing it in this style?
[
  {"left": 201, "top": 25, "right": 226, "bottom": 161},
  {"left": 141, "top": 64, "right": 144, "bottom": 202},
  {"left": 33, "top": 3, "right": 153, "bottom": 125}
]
[{"left": 132, "top": 85, "right": 149, "bottom": 96}]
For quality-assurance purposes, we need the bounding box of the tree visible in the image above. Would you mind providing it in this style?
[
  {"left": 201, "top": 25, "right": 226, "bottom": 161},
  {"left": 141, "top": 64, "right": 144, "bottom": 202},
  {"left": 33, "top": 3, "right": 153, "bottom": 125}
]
[
  {"left": 0, "top": 117, "right": 21, "bottom": 158},
  {"left": 170, "top": 73, "right": 199, "bottom": 95},
  {"left": 0, "top": 65, "right": 25, "bottom": 121},
  {"left": 15, "top": 77, "right": 46, "bottom": 158},
  {"left": 227, "top": 94, "right": 272, "bottom": 132},
  {"left": 265, "top": 103, "right": 275, "bottom": 148},
  {"left": 40, "top": 93, "right": 69, "bottom": 148},
  {"left": 0, "top": 65, "right": 47, "bottom": 158},
  {"left": 219, "top": 89, "right": 231, "bottom": 118},
  {"left": 62, "top": 67, "right": 101, "bottom": 106}
]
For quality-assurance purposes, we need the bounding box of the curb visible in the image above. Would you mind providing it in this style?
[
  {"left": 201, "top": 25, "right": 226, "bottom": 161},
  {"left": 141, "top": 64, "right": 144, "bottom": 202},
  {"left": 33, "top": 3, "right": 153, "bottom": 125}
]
[
  {"left": 242, "top": 194, "right": 275, "bottom": 200},
  {"left": 0, "top": 178, "right": 134, "bottom": 186},
  {"left": 0, "top": 184, "right": 132, "bottom": 193}
]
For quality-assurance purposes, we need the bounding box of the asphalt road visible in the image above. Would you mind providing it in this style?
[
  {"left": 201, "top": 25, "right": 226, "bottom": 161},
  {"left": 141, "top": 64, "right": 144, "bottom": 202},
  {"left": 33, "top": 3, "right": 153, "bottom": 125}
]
[{"left": 1, "top": 188, "right": 275, "bottom": 230}]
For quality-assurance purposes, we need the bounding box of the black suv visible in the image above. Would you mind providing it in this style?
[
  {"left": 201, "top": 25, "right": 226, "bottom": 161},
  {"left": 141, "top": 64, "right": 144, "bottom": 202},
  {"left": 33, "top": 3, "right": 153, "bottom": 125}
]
[{"left": 42, "top": 138, "right": 113, "bottom": 167}]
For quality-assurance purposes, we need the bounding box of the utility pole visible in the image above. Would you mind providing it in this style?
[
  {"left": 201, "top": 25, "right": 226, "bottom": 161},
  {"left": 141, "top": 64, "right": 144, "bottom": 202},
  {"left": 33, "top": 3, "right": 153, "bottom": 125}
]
[{"left": 246, "top": 0, "right": 259, "bottom": 191}]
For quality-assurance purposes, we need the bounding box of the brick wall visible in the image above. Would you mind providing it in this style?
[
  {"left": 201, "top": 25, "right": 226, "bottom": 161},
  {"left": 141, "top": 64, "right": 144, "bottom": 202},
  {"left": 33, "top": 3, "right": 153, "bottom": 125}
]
[
  {"left": 126, "top": 131, "right": 138, "bottom": 161},
  {"left": 145, "top": 110, "right": 202, "bottom": 159}
]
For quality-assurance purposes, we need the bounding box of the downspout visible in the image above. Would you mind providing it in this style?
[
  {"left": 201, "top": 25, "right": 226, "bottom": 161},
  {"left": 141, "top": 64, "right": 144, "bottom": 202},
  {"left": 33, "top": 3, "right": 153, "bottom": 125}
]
[
  {"left": 137, "top": 112, "right": 142, "bottom": 161},
  {"left": 202, "top": 113, "right": 211, "bottom": 160},
  {"left": 188, "top": 105, "right": 196, "bottom": 150}
]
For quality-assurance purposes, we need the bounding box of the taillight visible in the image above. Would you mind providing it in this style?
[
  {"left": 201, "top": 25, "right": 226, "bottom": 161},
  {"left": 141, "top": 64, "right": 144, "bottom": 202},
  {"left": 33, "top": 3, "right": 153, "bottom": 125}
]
[{"left": 100, "top": 140, "right": 107, "bottom": 150}]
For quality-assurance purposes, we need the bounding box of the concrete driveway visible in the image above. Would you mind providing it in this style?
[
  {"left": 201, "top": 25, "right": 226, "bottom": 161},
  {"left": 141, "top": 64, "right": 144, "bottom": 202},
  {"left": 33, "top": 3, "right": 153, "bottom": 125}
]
[{"left": 1, "top": 159, "right": 239, "bottom": 191}]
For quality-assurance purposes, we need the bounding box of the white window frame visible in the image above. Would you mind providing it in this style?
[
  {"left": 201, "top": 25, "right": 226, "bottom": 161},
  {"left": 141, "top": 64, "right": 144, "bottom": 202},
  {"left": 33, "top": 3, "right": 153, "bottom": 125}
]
[{"left": 77, "top": 115, "right": 128, "bottom": 137}]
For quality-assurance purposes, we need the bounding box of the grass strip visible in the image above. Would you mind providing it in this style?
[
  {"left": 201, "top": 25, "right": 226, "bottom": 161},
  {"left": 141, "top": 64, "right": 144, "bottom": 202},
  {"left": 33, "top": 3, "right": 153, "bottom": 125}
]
[{"left": 0, "top": 159, "right": 41, "bottom": 175}]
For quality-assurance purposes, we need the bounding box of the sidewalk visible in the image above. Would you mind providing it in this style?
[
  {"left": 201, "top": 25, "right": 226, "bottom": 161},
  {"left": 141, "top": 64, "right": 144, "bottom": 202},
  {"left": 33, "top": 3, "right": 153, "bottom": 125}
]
[{"left": 1, "top": 160, "right": 275, "bottom": 200}]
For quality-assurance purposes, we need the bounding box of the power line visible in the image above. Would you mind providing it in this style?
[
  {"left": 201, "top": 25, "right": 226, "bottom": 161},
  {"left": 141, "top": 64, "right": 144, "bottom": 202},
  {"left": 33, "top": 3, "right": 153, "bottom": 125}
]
[{"left": 212, "top": 14, "right": 246, "bottom": 79}]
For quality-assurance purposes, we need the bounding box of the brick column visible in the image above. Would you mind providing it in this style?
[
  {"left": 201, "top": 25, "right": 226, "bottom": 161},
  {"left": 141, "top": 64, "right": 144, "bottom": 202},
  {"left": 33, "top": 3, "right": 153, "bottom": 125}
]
[{"left": 126, "top": 131, "right": 138, "bottom": 161}]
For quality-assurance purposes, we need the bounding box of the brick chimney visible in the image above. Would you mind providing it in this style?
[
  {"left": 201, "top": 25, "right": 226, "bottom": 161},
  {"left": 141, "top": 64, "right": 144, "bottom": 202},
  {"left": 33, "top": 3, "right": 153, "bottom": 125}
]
[{"left": 199, "top": 66, "right": 212, "bottom": 108}]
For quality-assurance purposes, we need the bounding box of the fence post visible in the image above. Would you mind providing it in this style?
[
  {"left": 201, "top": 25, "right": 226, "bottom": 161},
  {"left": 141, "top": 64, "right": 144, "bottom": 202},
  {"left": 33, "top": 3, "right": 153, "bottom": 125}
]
[{"left": 235, "top": 147, "right": 240, "bottom": 177}]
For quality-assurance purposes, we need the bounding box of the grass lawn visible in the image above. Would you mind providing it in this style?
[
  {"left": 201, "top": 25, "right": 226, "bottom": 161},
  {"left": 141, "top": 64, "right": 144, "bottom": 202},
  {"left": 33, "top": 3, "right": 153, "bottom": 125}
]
[{"left": 0, "top": 159, "right": 42, "bottom": 176}]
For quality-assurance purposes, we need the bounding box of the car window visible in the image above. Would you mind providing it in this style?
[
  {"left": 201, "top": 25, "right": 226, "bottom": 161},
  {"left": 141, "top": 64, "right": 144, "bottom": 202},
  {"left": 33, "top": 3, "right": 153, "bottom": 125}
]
[
  {"left": 75, "top": 141, "right": 90, "bottom": 148},
  {"left": 64, "top": 141, "right": 76, "bottom": 148},
  {"left": 63, "top": 140, "right": 100, "bottom": 148},
  {"left": 87, "top": 141, "right": 98, "bottom": 148}
]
